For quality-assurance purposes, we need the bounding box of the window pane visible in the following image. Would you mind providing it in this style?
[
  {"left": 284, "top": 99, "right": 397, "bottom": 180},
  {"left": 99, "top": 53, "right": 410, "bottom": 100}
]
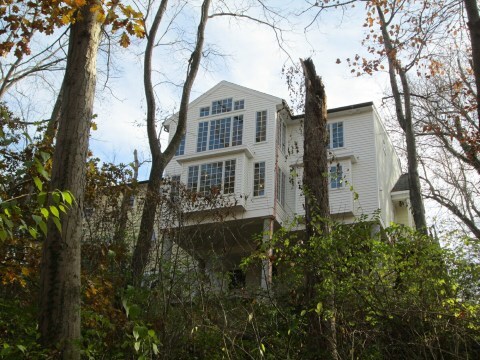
[
  {"left": 234, "top": 100, "right": 244, "bottom": 110},
  {"left": 200, "top": 106, "right": 210, "bottom": 117},
  {"left": 209, "top": 118, "right": 231, "bottom": 150},
  {"left": 170, "top": 175, "right": 181, "bottom": 199},
  {"left": 197, "top": 122, "right": 208, "bottom": 152},
  {"left": 175, "top": 134, "right": 185, "bottom": 156},
  {"left": 254, "top": 162, "right": 266, "bottom": 196},
  {"left": 199, "top": 162, "right": 223, "bottom": 195},
  {"left": 224, "top": 160, "right": 236, "bottom": 194},
  {"left": 331, "top": 122, "right": 344, "bottom": 148},
  {"left": 232, "top": 115, "right": 243, "bottom": 146},
  {"left": 330, "top": 165, "right": 343, "bottom": 189},
  {"left": 188, "top": 166, "right": 199, "bottom": 190},
  {"left": 212, "top": 98, "right": 233, "bottom": 115},
  {"left": 256, "top": 111, "right": 267, "bottom": 142}
]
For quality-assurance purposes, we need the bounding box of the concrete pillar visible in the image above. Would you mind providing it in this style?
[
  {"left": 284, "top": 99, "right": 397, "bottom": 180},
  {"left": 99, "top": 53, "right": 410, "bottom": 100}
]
[{"left": 261, "top": 218, "right": 274, "bottom": 290}]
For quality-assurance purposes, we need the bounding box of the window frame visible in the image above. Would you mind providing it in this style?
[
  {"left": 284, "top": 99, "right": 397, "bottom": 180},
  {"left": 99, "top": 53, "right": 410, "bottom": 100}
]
[
  {"left": 187, "top": 160, "right": 236, "bottom": 195},
  {"left": 234, "top": 99, "right": 244, "bottom": 111},
  {"left": 254, "top": 162, "right": 266, "bottom": 196},
  {"left": 200, "top": 106, "right": 210, "bottom": 117},
  {"left": 255, "top": 110, "right": 267, "bottom": 143},
  {"left": 174, "top": 134, "right": 186, "bottom": 156},
  {"left": 330, "top": 164, "right": 343, "bottom": 189},
  {"left": 327, "top": 121, "right": 344, "bottom": 149},
  {"left": 211, "top": 98, "right": 233, "bottom": 115}
]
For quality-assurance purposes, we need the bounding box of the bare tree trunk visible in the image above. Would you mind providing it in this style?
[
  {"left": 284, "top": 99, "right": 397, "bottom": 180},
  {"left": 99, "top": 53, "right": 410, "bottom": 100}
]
[
  {"left": 38, "top": 5, "right": 101, "bottom": 359},
  {"left": 377, "top": 6, "right": 428, "bottom": 234},
  {"left": 131, "top": 0, "right": 211, "bottom": 285},
  {"left": 301, "top": 58, "right": 338, "bottom": 360},
  {"left": 464, "top": 0, "right": 480, "bottom": 126}
]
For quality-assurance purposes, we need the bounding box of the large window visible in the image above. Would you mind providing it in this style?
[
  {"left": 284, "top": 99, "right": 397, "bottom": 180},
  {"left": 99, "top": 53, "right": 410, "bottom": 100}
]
[
  {"left": 327, "top": 122, "right": 344, "bottom": 149},
  {"left": 254, "top": 162, "right": 266, "bottom": 196},
  {"left": 256, "top": 111, "right": 267, "bottom": 142},
  {"left": 212, "top": 98, "right": 233, "bottom": 115},
  {"left": 187, "top": 160, "right": 236, "bottom": 195},
  {"left": 276, "top": 169, "right": 286, "bottom": 206},
  {"left": 209, "top": 118, "right": 231, "bottom": 149},
  {"left": 330, "top": 164, "right": 343, "bottom": 189},
  {"left": 175, "top": 134, "right": 185, "bottom": 156},
  {"left": 196, "top": 117, "right": 243, "bottom": 152}
]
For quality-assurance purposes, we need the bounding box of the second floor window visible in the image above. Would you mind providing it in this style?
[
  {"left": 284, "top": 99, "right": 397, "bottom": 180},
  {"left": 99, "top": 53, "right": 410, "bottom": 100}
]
[
  {"left": 175, "top": 134, "right": 185, "bottom": 156},
  {"left": 277, "top": 120, "right": 286, "bottom": 153},
  {"left": 197, "top": 117, "right": 243, "bottom": 152},
  {"left": 254, "top": 162, "right": 266, "bottom": 196},
  {"left": 256, "top": 111, "right": 267, "bottom": 142},
  {"left": 327, "top": 122, "right": 344, "bottom": 149},
  {"left": 330, "top": 164, "right": 343, "bottom": 189},
  {"left": 187, "top": 160, "right": 236, "bottom": 195},
  {"left": 276, "top": 169, "right": 286, "bottom": 206}
]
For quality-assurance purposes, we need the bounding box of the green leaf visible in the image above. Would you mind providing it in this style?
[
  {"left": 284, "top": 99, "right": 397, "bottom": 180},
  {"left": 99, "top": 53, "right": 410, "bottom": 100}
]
[
  {"left": 32, "top": 214, "right": 43, "bottom": 225},
  {"left": 62, "top": 191, "right": 73, "bottom": 205},
  {"left": 300, "top": 310, "right": 306, "bottom": 316},
  {"left": 152, "top": 343, "right": 159, "bottom": 355},
  {"left": 134, "top": 341, "right": 140, "bottom": 352},
  {"left": 133, "top": 329, "right": 139, "bottom": 341},
  {"left": 37, "top": 192, "right": 47, "bottom": 206},
  {"left": 122, "top": 299, "right": 129, "bottom": 318},
  {"left": 39, "top": 221, "right": 47, "bottom": 236},
  {"left": 16, "top": 344, "right": 26, "bottom": 353},
  {"left": 33, "top": 176, "right": 43, "bottom": 191},
  {"left": 40, "top": 208, "right": 49, "bottom": 219},
  {"left": 148, "top": 329, "right": 155, "bottom": 338},
  {"left": 0, "top": 229, "right": 7, "bottom": 241},
  {"left": 28, "top": 227, "right": 37, "bottom": 239},
  {"left": 35, "top": 161, "right": 50, "bottom": 180},
  {"left": 52, "top": 217, "right": 62, "bottom": 233},
  {"left": 50, "top": 206, "right": 60, "bottom": 218},
  {"left": 40, "top": 151, "right": 50, "bottom": 162}
]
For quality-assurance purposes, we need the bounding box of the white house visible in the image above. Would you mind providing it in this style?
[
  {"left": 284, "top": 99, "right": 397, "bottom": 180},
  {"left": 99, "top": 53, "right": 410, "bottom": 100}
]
[{"left": 161, "top": 81, "right": 412, "bottom": 289}]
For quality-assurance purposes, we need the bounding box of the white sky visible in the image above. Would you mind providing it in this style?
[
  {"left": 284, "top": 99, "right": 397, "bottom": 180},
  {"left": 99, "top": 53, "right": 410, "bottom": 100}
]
[{"left": 88, "top": 1, "right": 390, "bottom": 180}]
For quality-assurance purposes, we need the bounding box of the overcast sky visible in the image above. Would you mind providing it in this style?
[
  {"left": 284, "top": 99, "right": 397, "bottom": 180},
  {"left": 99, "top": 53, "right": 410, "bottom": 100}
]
[{"left": 89, "top": 1, "right": 390, "bottom": 180}]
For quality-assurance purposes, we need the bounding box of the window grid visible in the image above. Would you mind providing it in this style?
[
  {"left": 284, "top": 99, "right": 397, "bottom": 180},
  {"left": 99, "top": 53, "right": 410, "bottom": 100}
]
[
  {"left": 224, "top": 160, "right": 236, "bottom": 194},
  {"left": 197, "top": 122, "right": 208, "bottom": 152},
  {"left": 212, "top": 98, "right": 233, "bottom": 115},
  {"left": 254, "top": 162, "right": 266, "bottom": 196},
  {"left": 175, "top": 134, "right": 185, "bottom": 156},
  {"left": 256, "top": 111, "right": 267, "bottom": 142},
  {"left": 188, "top": 166, "right": 199, "bottom": 190},
  {"left": 328, "top": 122, "right": 344, "bottom": 149},
  {"left": 234, "top": 100, "right": 244, "bottom": 110},
  {"left": 209, "top": 118, "right": 231, "bottom": 150},
  {"left": 200, "top": 106, "right": 210, "bottom": 117},
  {"left": 330, "top": 164, "right": 343, "bottom": 189},
  {"left": 276, "top": 170, "right": 286, "bottom": 206},
  {"left": 232, "top": 115, "right": 243, "bottom": 146},
  {"left": 199, "top": 162, "right": 223, "bottom": 194}
]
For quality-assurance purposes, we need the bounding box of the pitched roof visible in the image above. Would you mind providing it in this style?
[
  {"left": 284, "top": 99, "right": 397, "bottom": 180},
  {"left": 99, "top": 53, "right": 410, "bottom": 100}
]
[{"left": 392, "top": 173, "right": 410, "bottom": 192}]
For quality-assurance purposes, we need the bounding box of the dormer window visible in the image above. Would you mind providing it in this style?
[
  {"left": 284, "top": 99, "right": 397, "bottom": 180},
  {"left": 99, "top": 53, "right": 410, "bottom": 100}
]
[{"left": 234, "top": 100, "right": 244, "bottom": 110}]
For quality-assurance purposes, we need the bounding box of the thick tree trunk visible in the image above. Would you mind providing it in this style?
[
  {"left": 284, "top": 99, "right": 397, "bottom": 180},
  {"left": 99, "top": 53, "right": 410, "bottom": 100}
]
[
  {"left": 301, "top": 58, "right": 338, "bottom": 360},
  {"left": 131, "top": 0, "right": 211, "bottom": 284},
  {"left": 38, "top": 6, "right": 101, "bottom": 359},
  {"left": 377, "top": 6, "right": 428, "bottom": 234},
  {"left": 464, "top": 0, "right": 480, "bottom": 126}
]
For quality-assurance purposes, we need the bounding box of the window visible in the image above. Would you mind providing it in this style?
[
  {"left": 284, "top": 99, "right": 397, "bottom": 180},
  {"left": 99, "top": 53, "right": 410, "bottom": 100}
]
[
  {"left": 128, "top": 195, "right": 135, "bottom": 208},
  {"left": 170, "top": 175, "right": 181, "bottom": 199},
  {"left": 254, "top": 162, "right": 266, "bottom": 196},
  {"left": 256, "top": 111, "right": 267, "bottom": 142},
  {"left": 327, "top": 122, "right": 344, "bottom": 149},
  {"left": 196, "top": 118, "right": 243, "bottom": 152},
  {"left": 188, "top": 166, "right": 199, "bottom": 191},
  {"left": 277, "top": 120, "right": 286, "bottom": 153},
  {"left": 229, "top": 269, "right": 246, "bottom": 289},
  {"left": 199, "top": 162, "right": 223, "bottom": 194},
  {"left": 232, "top": 115, "right": 243, "bottom": 146},
  {"left": 330, "top": 164, "right": 343, "bottom": 189},
  {"left": 224, "top": 160, "right": 236, "bottom": 194},
  {"left": 197, "top": 122, "right": 208, "bottom": 152},
  {"left": 175, "top": 134, "right": 185, "bottom": 156},
  {"left": 234, "top": 100, "right": 244, "bottom": 110},
  {"left": 187, "top": 160, "right": 236, "bottom": 195},
  {"left": 209, "top": 118, "right": 231, "bottom": 150},
  {"left": 276, "top": 170, "right": 286, "bottom": 206},
  {"left": 200, "top": 106, "right": 210, "bottom": 117},
  {"left": 212, "top": 98, "right": 233, "bottom": 115}
]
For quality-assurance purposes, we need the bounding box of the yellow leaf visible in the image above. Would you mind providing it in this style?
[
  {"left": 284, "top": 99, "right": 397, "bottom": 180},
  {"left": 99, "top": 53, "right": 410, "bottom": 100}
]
[
  {"left": 120, "top": 32, "right": 130, "bottom": 48},
  {"left": 21, "top": 267, "right": 30, "bottom": 276}
]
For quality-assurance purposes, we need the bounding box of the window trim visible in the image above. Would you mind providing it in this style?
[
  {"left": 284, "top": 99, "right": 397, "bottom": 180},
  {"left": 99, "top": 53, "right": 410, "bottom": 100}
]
[
  {"left": 254, "top": 161, "right": 266, "bottom": 196},
  {"left": 327, "top": 121, "right": 344, "bottom": 149},
  {"left": 255, "top": 110, "right": 267, "bottom": 143}
]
